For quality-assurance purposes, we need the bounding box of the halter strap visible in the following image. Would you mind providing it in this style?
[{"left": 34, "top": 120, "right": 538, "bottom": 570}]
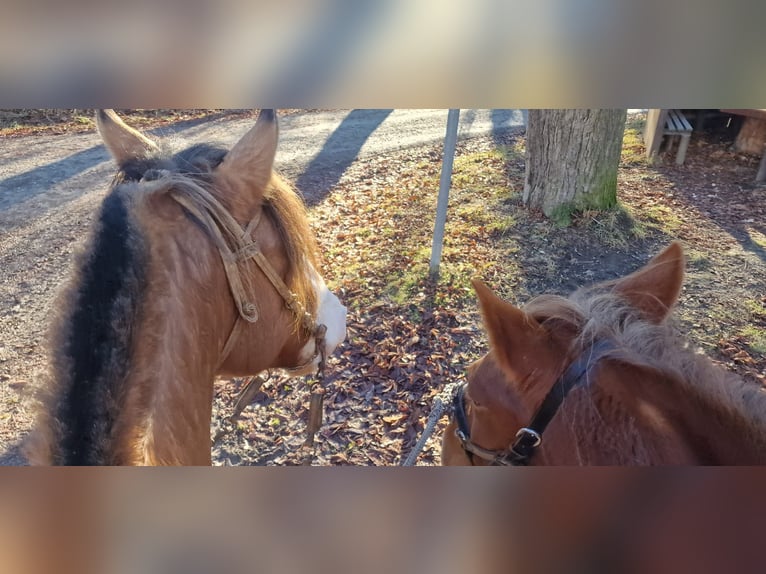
[
  {"left": 454, "top": 338, "right": 617, "bottom": 466},
  {"left": 509, "top": 338, "right": 617, "bottom": 464}
]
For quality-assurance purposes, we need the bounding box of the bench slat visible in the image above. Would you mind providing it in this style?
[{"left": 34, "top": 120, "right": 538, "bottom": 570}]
[
  {"left": 678, "top": 111, "right": 693, "bottom": 131},
  {"left": 665, "top": 112, "right": 677, "bottom": 132},
  {"left": 669, "top": 110, "right": 682, "bottom": 131},
  {"left": 664, "top": 109, "right": 692, "bottom": 134},
  {"left": 666, "top": 110, "right": 680, "bottom": 132},
  {"left": 672, "top": 110, "right": 686, "bottom": 132}
]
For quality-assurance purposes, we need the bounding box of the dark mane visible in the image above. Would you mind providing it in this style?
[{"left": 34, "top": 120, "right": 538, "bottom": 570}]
[
  {"left": 114, "top": 143, "right": 228, "bottom": 184},
  {"left": 45, "top": 143, "right": 228, "bottom": 465}
]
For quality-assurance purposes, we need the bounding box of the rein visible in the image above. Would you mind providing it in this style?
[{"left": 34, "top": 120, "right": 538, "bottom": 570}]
[
  {"left": 167, "top": 180, "right": 328, "bottom": 463},
  {"left": 400, "top": 382, "right": 462, "bottom": 466},
  {"left": 454, "top": 338, "right": 616, "bottom": 466}
]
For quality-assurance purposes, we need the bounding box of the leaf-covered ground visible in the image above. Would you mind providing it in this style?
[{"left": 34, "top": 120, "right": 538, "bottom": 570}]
[{"left": 212, "top": 113, "right": 766, "bottom": 466}]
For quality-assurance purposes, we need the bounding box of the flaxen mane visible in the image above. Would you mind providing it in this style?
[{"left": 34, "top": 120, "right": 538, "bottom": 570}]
[
  {"left": 522, "top": 285, "right": 766, "bottom": 449},
  {"left": 35, "top": 142, "right": 317, "bottom": 465}
]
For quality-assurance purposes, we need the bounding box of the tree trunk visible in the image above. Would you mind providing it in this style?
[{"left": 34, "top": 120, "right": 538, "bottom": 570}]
[
  {"left": 523, "top": 109, "right": 627, "bottom": 219},
  {"left": 734, "top": 117, "right": 766, "bottom": 155}
]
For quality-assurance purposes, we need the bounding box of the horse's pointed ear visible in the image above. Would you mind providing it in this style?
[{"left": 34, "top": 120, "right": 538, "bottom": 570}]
[
  {"left": 96, "top": 109, "right": 159, "bottom": 166},
  {"left": 472, "top": 279, "right": 548, "bottom": 383},
  {"left": 217, "top": 109, "right": 278, "bottom": 191},
  {"left": 614, "top": 241, "right": 685, "bottom": 324}
]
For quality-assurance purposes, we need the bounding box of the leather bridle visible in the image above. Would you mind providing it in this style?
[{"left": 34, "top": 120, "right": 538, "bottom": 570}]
[
  {"left": 170, "top": 179, "right": 331, "bottom": 462},
  {"left": 167, "top": 186, "right": 326, "bottom": 374},
  {"left": 451, "top": 339, "right": 616, "bottom": 466}
]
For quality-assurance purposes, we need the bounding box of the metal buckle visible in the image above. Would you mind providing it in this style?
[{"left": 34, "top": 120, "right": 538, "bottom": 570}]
[{"left": 515, "top": 427, "right": 542, "bottom": 448}]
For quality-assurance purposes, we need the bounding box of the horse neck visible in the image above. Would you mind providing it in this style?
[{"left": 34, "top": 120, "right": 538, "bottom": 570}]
[
  {"left": 113, "top": 234, "right": 234, "bottom": 465},
  {"left": 649, "top": 370, "right": 766, "bottom": 465},
  {"left": 115, "top": 311, "right": 223, "bottom": 466},
  {"left": 562, "top": 362, "right": 766, "bottom": 465}
]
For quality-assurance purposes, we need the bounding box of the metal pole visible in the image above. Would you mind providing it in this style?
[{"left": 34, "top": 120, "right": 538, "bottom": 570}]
[{"left": 429, "top": 109, "right": 460, "bottom": 279}]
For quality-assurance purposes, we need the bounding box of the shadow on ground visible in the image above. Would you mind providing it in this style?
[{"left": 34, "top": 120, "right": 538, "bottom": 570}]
[
  {"left": 296, "top": 109, "right": 393, "bottom": 204},
  {"left": 0, "top": 112, "right": 247, "bottom": 212},
  {"left": 654, "top": 119, "right": 766, "bottom": 265},
  {"left": 0, "top": 441, "right": 27, "bottom": 466}
]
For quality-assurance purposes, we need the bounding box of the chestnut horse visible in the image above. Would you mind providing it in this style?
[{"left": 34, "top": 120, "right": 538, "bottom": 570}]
[
  {"left": 442, "top": 242, "right": 766, "bottom": 465},
  {"left": 26, "top": 110, "right": 347, "bottom": 465}
]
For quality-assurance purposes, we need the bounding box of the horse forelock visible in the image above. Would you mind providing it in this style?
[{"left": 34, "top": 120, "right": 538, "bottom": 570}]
[
  {"left": 129, "top": 141, "right": 318, "bottom": 325},
  {"left": 261, "top": 173, "right": 319, "bottom": 326},
  {"left": 109, "top": 142, "right": 228, "bottom": 186},
  {"left": 120, "top": 145, "right": 320, "bottom": 320},
  {"left": 142, "top": 170, "right": 319, "bottom": 327}
]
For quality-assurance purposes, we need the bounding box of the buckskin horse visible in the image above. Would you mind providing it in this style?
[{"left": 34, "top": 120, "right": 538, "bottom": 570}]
[
  {"left": 26, "top": 109, "right": 347, "bottom": 465},
  {"left": 442, "top": 242, "right": 766, "bottom": 465}
]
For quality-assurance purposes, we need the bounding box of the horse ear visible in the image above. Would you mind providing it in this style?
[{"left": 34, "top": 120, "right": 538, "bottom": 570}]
[
  {"left": 217, "top": 109, "right": 278, "bottom": 191},
  {"left": 472, "top": 279, "right": 550, "bottom": 385},
  {"left": 614, "top": 241, "right": 685, "bottom": 324},
  {"left": 96, "top": 109, "right": 159, "bottom": 166}
]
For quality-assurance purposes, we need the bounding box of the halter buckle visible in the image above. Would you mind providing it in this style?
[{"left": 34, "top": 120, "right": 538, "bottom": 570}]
[{"left": 514, "top": 427, "right": 542, "bottom": 448}]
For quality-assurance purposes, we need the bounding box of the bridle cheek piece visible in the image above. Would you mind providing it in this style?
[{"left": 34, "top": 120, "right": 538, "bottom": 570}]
[
  {"left": 169, "top": 188, "right": 326, "bottom": 375},
  {"left": 451, "top": 339, "right": 616, "bottom": 466}
]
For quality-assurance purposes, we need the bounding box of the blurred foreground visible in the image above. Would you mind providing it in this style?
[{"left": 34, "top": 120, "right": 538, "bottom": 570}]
[{"left": 0, "top": 469, "right": 763, "bottom": 574}]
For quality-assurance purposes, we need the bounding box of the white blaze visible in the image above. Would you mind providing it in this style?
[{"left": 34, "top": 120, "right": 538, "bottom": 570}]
[{"left": 297, "top": 267, "right": 347, "bottom": 370}]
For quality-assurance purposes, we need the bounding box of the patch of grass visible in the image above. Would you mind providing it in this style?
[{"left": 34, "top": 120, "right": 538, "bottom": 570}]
[
  {"left": 743, "top": 298, "right": 766, "bottom": 317},
  {"left": 686, "top": 249, "right": 714, "bottom": 272},
  {"left": 496, "top": 185, "right": 519, "bottom": 203},
  {"left": 747, "top": 229, "right": 766, "bottom": 249},
  {"left": 735, "top": 299, "right": 766, "bottom": 355},
  {"left": 638, "top": 203, "right": 685, "bottom": 234},
  {"left": 314, "top": 145, "right": 522, "bottom": 311},
  {"left": 498, "top": 140, "right": 526, "bottom": 160},
  {"left": 621, "top": 113, "right": 648, "bottom": 166},
  {"left": 487, "top": 214, "right": 517, "bottom": 237},
  {"left": 451, "top": 150, "right": 512, "bottom": 194},
  {"left": 454, "top": 202, "right": 492, "bottom": 229},
  {"left": 741, "top": 326, "right": 766, "bottom": 355},
  {"left": 384, "top": 245, "right": 486, "bottom": 308},
  {"left": 550, "top": 203, "right": 575, "bottom": 227},
  {"left": 575, "top": 203, "right": 646, "bottom": 248},
  {"left": 385, "top": 249, "right": 430, "bottom": 305}
]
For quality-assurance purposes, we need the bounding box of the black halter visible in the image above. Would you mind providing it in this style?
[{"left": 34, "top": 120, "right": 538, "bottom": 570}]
[{"left": 452, "top": 338, "right": 616, "bottom": 466}]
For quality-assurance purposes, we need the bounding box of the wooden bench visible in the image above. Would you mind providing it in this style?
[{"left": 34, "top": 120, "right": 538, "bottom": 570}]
[
  {"left": 644, "top": 109, "right": 694, "bottom": 166},
  {"left": 662, "top": 109, "right": 693, "bottom": 165}
]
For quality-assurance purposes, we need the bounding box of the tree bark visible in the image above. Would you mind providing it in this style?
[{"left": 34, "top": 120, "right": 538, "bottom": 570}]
[
  {"left": 734, "top": 117, "right": 766, "bottom": 155},
  {"left": 523, "top": 109, "right": 627, "bottom": 219}
]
